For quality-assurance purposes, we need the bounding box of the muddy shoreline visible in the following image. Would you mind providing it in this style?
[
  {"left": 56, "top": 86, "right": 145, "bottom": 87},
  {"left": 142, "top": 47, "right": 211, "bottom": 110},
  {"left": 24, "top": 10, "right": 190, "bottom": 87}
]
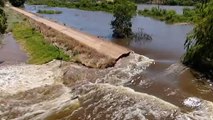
[{"left": 0, "top": 33, "right": 28, "bottom": 66}]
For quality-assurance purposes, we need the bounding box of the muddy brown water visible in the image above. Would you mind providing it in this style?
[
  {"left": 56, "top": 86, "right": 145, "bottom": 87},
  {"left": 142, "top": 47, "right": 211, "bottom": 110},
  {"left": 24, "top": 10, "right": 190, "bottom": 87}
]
[
  {"left": 24, "top": 4, "right": 213, "bottom": 103},
  {"left": 0, "top": 33, "right": 28, "bottom": 66},
  {"left": 9, "top": 4, "right": 211, "bottom": 119}
]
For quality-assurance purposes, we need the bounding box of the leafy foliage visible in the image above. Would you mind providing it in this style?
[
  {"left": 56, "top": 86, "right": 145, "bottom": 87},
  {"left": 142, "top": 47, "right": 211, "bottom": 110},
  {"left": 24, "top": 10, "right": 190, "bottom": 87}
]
[
  {"left": 138, "top": 7, "right": 198, "bottom": 24},
  {"left": 111, "top": 0, "right": 137, "bottom": 38},
  {"left": 183, "top": 0, "right": 213, "bottom": 77},
  {"left": 0, "top": 9, "right": 7, "bottom": 34},
  {"left": 9, "top": 0, "right": 26, "bottom": 7}
]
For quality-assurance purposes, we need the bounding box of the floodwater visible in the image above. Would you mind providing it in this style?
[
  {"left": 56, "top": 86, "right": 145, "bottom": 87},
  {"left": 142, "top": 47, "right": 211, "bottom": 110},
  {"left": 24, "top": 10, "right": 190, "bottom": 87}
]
[
  {"left": 0, "top": 33, "right": 28, "bottom": 66},
  {"left": 23, "top": 4, "right": 213, "bottom": 119}
]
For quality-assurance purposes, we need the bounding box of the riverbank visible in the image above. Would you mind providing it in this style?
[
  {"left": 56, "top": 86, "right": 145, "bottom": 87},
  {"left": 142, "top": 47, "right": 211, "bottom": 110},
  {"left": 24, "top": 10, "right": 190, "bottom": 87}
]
[
  {"left": 27, "top": 0, "right": 114, "bottom": 12},
  {"left": 26, "top": 0, "right": 197, "bottom": 25},
  {"left": 138, "top": 7, "right": 195, "bottom": 24},
  {"left": 5, "top": 7, "right": 70, "bottom": 64},
  {"left": 9, "top": 5, "right": 131, "bottom": 68},
  {"left": 12, "top": 22, "right": 70, "bottom": 64}
]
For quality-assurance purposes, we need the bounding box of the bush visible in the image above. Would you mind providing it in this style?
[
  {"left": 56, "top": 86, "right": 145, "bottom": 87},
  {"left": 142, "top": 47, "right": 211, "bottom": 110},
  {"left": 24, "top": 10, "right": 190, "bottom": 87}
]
[
  {"left": 183, "top": 1, "right": 213, "bottom": 78},
  {"left": 9, "top": 0, "right": 26, "bottom": 7},
  {"left": 165, "top": 10, "right": 176, "bottom": 20}
]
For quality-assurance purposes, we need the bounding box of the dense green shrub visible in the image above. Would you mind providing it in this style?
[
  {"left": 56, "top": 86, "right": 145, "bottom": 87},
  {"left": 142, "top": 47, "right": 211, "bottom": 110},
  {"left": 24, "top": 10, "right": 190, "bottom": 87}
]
[
  {"left": 9, "top": 0, "right": 26, "bottom": 7},
  {"left": 183, "top": 0, "right": 213, "bottom": 78},
  {"left": 0, "top": 9, "right": 7, "bottom": 34},
  {"left": 138, "top": 6, "right": 198, "bottom": 24}
]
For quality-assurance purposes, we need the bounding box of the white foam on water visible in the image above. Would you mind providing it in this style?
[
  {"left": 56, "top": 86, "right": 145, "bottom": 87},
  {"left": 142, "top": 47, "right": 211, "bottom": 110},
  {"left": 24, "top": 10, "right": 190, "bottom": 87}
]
[
  {"left": 96, "top": 53, "right": 154, "bottom": 85},
  {"left": 177, "top": 99, "right": 213, "bottom": 120},
  {"left": 0, "top": 60, "right": 62, "bottom": 95},
  {"left": 183, "top": 97, "right": 202, "bottom": 108},
  {"left": 72, "top": 83, "right": 179, "bottom": 120}
]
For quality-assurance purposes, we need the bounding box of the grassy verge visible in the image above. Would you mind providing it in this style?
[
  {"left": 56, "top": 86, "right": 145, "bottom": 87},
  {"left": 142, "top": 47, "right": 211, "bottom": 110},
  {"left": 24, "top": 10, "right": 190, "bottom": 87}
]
[
  {"left": 5, "top": 8, "right": 70, "bottom": 64},
  {"left": 37, "top": 9, "right": 62, "bottom": 14},
  {"left": 12, "top": 22, "right": 70, "bottom": 64},
  {"left": 5, "top": 8, "right": 24, "bottom": 32},
  {"left": 138, "top": 7, "right": 197, "bottom": 24}
]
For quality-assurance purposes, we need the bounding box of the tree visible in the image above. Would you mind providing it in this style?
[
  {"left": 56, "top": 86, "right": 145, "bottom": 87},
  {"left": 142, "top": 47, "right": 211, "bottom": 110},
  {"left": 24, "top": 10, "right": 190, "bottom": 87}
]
[
  {"left": 111, "top": 0, "right": 137, "bottom": 38},
  {"left": 9, "top": 0, "right": 26, "bottom": 7},
  {"left": 183, "top": 0, "right": 213, "bottom": 77}
]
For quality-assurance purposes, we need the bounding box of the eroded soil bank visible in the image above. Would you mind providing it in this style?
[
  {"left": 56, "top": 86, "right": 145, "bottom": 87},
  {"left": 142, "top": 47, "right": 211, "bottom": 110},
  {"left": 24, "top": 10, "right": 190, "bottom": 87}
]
[{"left": 1, "top": 53, "right": 213, "bottom": 120}]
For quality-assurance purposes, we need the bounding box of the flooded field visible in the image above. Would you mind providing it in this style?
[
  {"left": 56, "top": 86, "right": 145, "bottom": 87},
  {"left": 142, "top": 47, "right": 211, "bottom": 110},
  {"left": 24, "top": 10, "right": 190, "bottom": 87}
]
[{"left": 0, "top": 4, "right": 212, "bottom": 120}]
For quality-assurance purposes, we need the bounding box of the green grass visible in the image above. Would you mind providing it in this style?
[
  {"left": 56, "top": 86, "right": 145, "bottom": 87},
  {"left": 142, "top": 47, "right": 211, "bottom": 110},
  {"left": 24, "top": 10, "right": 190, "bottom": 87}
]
[
  {"left": 138, "top": 7, "right": 196, "bottom": 24},
  {"left": 4, "top": 8, "right": 24, "bottom": 32},
  {"left": 4, "top": 7, "right": 70, "bottom": 64},
  {"left": 12, "top": 22, "right": 70, "bottom": 64},
  {"left": 37, "top": 9, "right": 62, "bottom": 14}
]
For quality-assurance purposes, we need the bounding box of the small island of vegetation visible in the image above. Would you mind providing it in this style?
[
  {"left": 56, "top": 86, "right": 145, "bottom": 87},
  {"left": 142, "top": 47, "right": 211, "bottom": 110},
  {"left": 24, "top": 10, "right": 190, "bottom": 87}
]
[
  {"left": 138, "top": 7, "right": 197, "bottom": 24},
  {"left": 37, "top": 9, "right": 62, "bottom": 14}
]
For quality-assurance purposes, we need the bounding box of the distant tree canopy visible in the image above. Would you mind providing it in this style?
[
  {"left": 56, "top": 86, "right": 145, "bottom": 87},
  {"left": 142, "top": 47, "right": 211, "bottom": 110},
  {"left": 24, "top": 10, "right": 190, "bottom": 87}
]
[
  {"left": 111, "top": 0, "right": 137, "bottom": 38},
  {"left": 183, "top": 0, "right": 213, "bottom": 78},
  {"left": 9, "top": 0, "right": 26, "bottom": 7}
]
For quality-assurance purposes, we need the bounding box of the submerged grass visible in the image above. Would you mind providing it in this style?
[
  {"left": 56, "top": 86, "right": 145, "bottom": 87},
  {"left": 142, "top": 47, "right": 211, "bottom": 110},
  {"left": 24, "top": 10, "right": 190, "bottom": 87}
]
[
  {"left": 12, "top": 22, "right": 70, "bottom": 64},
  {"left": 37, "top": 9, "right": 62, "bottom": 14},
  {"left": 138, "top": 7, "right": 196, "bottom": 24}
]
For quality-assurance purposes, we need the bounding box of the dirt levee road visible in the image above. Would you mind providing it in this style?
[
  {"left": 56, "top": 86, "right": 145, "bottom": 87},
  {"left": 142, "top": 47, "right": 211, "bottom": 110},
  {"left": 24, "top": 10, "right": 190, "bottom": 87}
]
[{"left": 8, "top": 5, "right": 131, "bottom": 68}]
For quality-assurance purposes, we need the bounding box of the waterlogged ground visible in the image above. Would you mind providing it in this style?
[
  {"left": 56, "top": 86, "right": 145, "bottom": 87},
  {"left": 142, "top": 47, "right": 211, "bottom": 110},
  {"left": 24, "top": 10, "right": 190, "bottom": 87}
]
[
  {"left": 0, "top": 33, "right": 28, "bottom": 66},
  {"left": 1, "top": 53, "right": 213, "bottom": 119},
  {"left": 0, "top": 5, "right": 213, "bottom": 120}
]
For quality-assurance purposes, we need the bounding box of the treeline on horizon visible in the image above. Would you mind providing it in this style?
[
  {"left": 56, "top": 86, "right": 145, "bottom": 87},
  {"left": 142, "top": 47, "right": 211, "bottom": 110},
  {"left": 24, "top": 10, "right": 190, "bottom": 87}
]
[{"left": 27, "top": 0, "right": 203, "bottom": 6}]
